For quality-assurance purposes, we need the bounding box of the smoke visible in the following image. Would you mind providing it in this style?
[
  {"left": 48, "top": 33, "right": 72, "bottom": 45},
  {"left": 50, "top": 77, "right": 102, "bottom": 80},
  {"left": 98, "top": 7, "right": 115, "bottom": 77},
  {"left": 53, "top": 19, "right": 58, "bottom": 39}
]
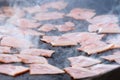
[
  {"left": 0, "top": 0, "right": 120, "bottom": 80},
  {"left": 110, "top": 0, "right": 120, "bottom": 14},
  {"left": 0, "top": 1, "right": 41, "bottom": 49}
]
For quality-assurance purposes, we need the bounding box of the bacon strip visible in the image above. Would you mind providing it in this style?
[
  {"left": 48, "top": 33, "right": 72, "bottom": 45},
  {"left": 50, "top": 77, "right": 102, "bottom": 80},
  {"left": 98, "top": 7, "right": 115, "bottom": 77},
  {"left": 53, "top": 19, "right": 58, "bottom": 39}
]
[
  {"left": 62, "top": 32, "right": 105, "bottom": 44},
  {"left": 87, "top": 15, "right": 118, "bottom": 24},
  {"left": 39, "top": 22, "right": 75, "bottom": 32},
  {"left": 0, "top": 54, "right": 21, "bottom": 63},
  {"left": 41, "top": 1, "right": 67, "bottom": 10},
  {"left": 0, "top": 46, "right": 11, "bottom": 53},
  {"left": 15, "top": 54, "right": 48, "bottom": 64},
  {"left": 67, "top": 8, "right": 96, "bottom": 20},
  {"left": 1, "top": 36, "right": 33, "bottom": 49},
  {"left": 41, "top": 36, "right": 77, "bottom": 46},
  {"left": 12, "top": 18, "right": 41, "bottom": 29},
  {"left": 2, "top": 7, "right": 14, "bottom": 17},
  {"left": 38, "top": 24, "right": 56, "bottom": 32},
  {"left": 0, "top": 64, "right": 29, "bottom": 76},
  {"left": 101, "top": 51, "right": 120, "bottom": 64},
  {"left": 51, "top": 36, "right": 77, "bottom": 46},
  {"left": 101, "top": 51, "right": 120, "bottom": 62},
  {"left": 2, "top": 7, "right": 25, "bottom": 18},
  {"left": 88, "top": 23, "right": 120, "bottom": 33},
  {"left": 101, "top": 55, "right": 118, "bottom": 61},
  {"left": 107, "top": 36, "right": 120, "bottom": 49},
  {"left": 68, "top": 56, "right": 101, "bottom": 67},
  {"left": 90, "top": 64, "right": 120, "bottom": 74},
  {"left": 20, "top": 48, "right": 55, "bottom": 57},
  {"left": 77, "top": 41, "right": 113, "bottom": 55},
  {"left": 55, "top": 22, "right": 75, "bottom": 32},
  {"left": 34, "top": 12, "right": 65, "bottom": 21},
  {"left": 30, "top": 64, "right": 64, "bottom": 75},
  {"left": 98, "top": 24, "right": 120, "bottom": 33},
  {"left": 41, "top": 36, "right": 58, "bottom": 43},
  {"left": 64, "top": 67, "right": 97, "bottom": 79},
  {"left": 41, "top": 32, "right": 104, "bottom": 47}
]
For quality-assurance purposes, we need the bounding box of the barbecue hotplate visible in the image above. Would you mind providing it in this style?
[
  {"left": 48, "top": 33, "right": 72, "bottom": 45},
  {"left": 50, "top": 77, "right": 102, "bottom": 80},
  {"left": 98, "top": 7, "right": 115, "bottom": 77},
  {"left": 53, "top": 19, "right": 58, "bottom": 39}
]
[{"left": 0, "top": 0, "right": 120, "bottom": 80}]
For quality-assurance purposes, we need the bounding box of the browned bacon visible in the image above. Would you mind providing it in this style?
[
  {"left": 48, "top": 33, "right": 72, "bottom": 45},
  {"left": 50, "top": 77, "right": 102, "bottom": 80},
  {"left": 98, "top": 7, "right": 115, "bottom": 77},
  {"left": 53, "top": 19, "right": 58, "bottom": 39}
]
[
  {"left": 68, "top": 56, "right": 101, "bottom": 67},
  {"left": 0, "top": 64, "right": 29, "bottom": 76},
  {"left": 20, "top": 48, "right": 55, "bottom": 57},
  {"left": 30, "top": 64, "right": 64, "bottom": 75}
]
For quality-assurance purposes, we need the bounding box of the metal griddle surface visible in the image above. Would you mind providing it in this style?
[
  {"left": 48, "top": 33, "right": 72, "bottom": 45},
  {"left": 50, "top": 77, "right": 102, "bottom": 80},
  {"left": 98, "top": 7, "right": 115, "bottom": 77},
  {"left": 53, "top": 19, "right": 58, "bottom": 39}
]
[{"left": 0, "top": 0, "right": 120, "bottom": 80}]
